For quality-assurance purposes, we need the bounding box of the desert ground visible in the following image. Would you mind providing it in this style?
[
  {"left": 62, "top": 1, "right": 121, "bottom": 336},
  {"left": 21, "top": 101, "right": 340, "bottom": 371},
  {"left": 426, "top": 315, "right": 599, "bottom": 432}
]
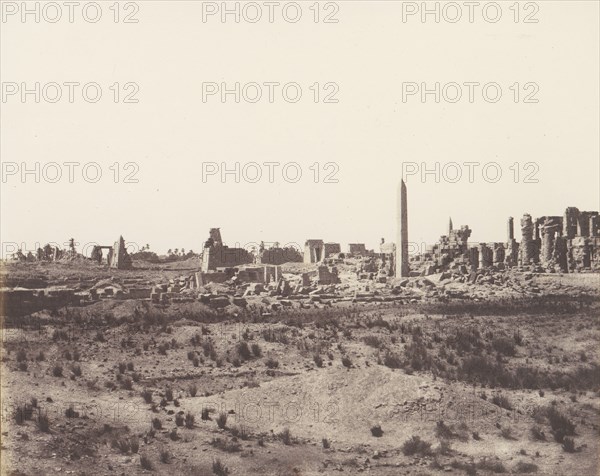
[{"left": 1, "top": 260, "right": 599, "bottom": 476}]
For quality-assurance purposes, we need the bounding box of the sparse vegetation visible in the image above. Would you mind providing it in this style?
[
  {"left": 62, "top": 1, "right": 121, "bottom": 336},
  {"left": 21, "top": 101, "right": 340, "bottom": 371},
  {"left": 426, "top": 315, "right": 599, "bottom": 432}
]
[
  {"left": 217, "top": 412, "right": 228, "bottom": 429},
  {"left": 402, "top": 435, "right": 432, "bottom": 456}
]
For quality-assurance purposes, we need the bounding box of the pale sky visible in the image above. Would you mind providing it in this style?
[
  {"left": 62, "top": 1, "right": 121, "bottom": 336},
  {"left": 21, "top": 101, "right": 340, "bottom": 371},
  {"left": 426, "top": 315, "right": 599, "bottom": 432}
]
[{"left": 1, "top": 1, "right": 598, "bottom": 257}]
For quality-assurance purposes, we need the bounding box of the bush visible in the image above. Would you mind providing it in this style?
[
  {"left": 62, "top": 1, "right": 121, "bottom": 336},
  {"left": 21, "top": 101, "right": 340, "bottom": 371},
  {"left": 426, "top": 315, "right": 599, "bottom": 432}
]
[
  {"left": 313, "top": 354, "right": 324, "bottom": 367},
  {"left": 370, "top": 425, "right": 384, "bottom": 437},
  {"left": 202, "top": 407, "right": 211, "bottom": 420},
  {"left": 476, "top": 458, "right": 507, "bottom": 473},
  {"left": 362, "top": 335, "right": 384, "bottom": 349},
  {"left": 189, "top": 384, "right": 198, "bottom": 397},
  {"left": 530, "top": 426, "right": 545, "bottom": 441},
  {"left": 212, "top": 458, "right": 229, "bottom": 476},
  {"left": 121, "top": 377, "right": 133, "bottom": 390},
  {"left": 491, "top": 394, "right": 512, "bottom": 410},
  {"left": 492, "top": 337, "right": 517, "bottom": 356},
  {"left": 515, "top": 461, "right": 538, "bottom": 473},
  {"left": 251, "top": 343, "right": 262, "bottom": 357},
  {"left": 383, "top": 352, "right": 403, "bottom": 369},
  {"left": 140, "top": 455, "right": 153, "bottom": 470},
  {"left": 65, "top": 405, "right": 79, "bottom": 418},
  {"left": 437, "top": 439, "right": 452, "bottom": 455},
  {"left": 211, "top": 437, "right": 241, "bottom": 453},
  {"left": 71, "top": 365, "right": 82, "bottom": 377},
  {"left": 217, "top": 412, "right": 227, "bottom": 429},
  {"left": 546, "top": 407, "right": 575, "bottom": 437},
  {"left": 402, "top": 436, "right": 432, "bottom": 456},
  {"left": 341, "top": 356, "right": 352, "bottom": 368},
  {"left": 118, "top": 362, "right": 126, "bottom": 374},
  {"left": 435, "top": 421, "right": 455, "bottom": 439},
  {"left": 37, "top": 412, "right": 50, "bottom": 432},
  {"left": 152, "top": 417, "right": 162, "bottom": 429},
  {"left": 141, "top": 388, "right": 153, "bottom": 403},
  {"left": 14, "top": 404, "right": 33, "bottom": 424},
  {"left": 322, "top": 438, "right": 330, "bottom": 449},
  {"left": 265, "top": 357, "right": 279, "bottom": 369},
  {"left": 175, "top": 413, "right": 185, "bottom": 426},
  {"left": 165, "top": 387, "right": 174, "bottom": 401},
  {"left": 52, "top": 365, "right": 63, "bottom": 377},
  {"left": 562, "top": 437, "right": 576, "bottom": 453},
  {"left": 16, "top": 350, "right": 27, "bottom": 362},
  {"left": 185, "top": 412, "right": 195, "bottom": 429},
  {"left": 130, "top": 438, "right": 139, "bottom": 453},
  {"left": 160, "top": 449, "right": 171, "bottom": 463},
  {"left": 237, "top": 341, "right": 252, "bottom": 360},
  {"left": 279, "top": 427, "right": 292, "bottom": 445},
  {"left": 114, "top": 438, "right": 131, "bottom": 454}
]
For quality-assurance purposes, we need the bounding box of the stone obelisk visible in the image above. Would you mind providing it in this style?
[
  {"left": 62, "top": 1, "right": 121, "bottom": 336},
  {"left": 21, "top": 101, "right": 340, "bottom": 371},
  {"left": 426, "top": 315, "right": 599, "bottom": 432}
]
[{"left": 396, "top": 179, "right": 409, "bottom": 277}]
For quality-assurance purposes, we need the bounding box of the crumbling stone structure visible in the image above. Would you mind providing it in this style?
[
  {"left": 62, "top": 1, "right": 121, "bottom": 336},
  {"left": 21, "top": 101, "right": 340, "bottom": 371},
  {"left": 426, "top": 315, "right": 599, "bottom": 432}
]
[
  {"left": 518, "top": 214, "right": 538, "bottom": 265},
  {"left": 304, "top": 239, "right": 324, "bottom": 264},
  {"left": 257, "top": 244, "right": 302, "bottom": 265},
  {"left": 517, "top": 208, "right": 599, "bottom": 272},
  {"left": 201, "top": 228, "right": 253, "bottom": 272},
  {"left": 323, "top": 242, "right": 341, "bottom": 258},
  {"left": 109, "top": 236, "right": 133, "bottom": 269},
  {"left": 318, "top": 265, "right": 340, "bottom": 284},
  {"left": 348, "top": 243, "right": 367, "bottom": 256}
]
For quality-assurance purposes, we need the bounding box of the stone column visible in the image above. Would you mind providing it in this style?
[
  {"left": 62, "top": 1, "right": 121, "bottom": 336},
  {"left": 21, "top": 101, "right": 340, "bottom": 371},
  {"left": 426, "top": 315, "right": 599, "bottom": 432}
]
[
  {"left": 520, "top": 214, "right": 535, "bottom": 265},
  {"left": 493, "top": 243, "right": 505, "bottom": 265},
  {"left": 468, "top": 246, "right": 479, "bottom": 271},
  {"left": 395, "top": 180, "right": 409, "bottom": 277},
  {"left": 478, "top": 244, "right": 493, "bottom": 269},
  {"left": 553, "top": 236, "right": 568, "bottom": 273},
  {"left": 563, "top": 207, "right": 579, "bottom": 239},
  {"left": 507, "top": 217, "right": 514, "bottom": 241}
]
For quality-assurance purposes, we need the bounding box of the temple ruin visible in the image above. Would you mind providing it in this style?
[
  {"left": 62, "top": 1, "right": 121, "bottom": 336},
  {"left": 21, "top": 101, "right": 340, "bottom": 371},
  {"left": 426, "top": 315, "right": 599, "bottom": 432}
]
[
  {"left": 417, "top": 207, "right": 599, "bottom": 275},
  {"left": 201, "top": 228, "right": 253, "bottom": 272}
]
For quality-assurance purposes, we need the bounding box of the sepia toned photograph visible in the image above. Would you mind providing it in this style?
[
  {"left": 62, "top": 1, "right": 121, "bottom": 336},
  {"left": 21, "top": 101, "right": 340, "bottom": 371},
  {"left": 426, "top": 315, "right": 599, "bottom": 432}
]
[{"left": 1, "top": 1, "right": 599, "bottom": 475}]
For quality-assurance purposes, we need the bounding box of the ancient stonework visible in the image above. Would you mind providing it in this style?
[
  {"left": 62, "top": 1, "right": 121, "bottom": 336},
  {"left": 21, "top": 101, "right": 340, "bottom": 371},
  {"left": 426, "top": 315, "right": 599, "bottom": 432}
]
[
  {"left": 201, "top": 228, "right": 253, "bottom": 272},
  {"left": 395, "top": 180, "right": 409, "bottom": 277},
  {"left": 304, "top": 240, "right": 325, "bottom": 264}
]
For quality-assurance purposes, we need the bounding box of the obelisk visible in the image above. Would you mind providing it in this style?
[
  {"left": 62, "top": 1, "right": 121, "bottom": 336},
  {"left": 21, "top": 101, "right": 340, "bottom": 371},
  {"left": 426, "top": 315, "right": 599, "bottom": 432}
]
[{"left": 396, "top": 179, "right": 409, "bottom": 277}]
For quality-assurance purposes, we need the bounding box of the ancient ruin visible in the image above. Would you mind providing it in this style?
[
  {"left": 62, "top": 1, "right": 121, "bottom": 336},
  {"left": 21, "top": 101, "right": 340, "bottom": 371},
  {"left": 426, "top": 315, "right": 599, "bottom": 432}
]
[
  {"left": 395, "top": 179, "right": 410, "bottom": 277},
  {"left": 304, "top": 239, "right": 324, "bottom": 264},
  {"left": 201, "top": 228, "right": 253, "bottom": 272}
]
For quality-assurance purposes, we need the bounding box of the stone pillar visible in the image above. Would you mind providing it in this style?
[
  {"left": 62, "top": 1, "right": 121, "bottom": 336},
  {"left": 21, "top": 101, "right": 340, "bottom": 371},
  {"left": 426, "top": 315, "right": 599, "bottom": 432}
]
[
  {"left": 505, "top": 239, "right": 519, "bottom": 267},
  {"left": 553, "top": 236, "right": 568, "bottom": 273},
  {"left": 563, "top": 207, "right": 579, "bottom": 239},
  {"left": 395, "top": 180, "right": 409, "bottom": 277},
  {"left": 478, "top": 244, "right": 493, "bottom": 269},
  {"left": 577, "top": 212, "right": 591, "bottom": 237},
  {"left": 590, "top": 215, "right": 599, "bottom": 237},
  {"left": 468, "top": 246, "right": 479, "bottom": 271},
  {"left": 492, "top": 243, "right": 505, "bottom": 265},
  {"left": 520, "top": 214, "right": 535, "bottom": 265},
  {"left": 540, "top": 228, "right": 555, "bottom": 267},
  {"left": 507, "top": 217, "right": 514, "bottom": 241}
]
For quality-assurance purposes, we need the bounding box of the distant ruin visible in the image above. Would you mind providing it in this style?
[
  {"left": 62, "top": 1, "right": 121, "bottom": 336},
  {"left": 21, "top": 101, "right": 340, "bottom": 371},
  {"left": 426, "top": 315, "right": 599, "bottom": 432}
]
[
  {"left": 304, "top": 239, "right": 324, "bottom": 264},
  {"left": 91, "top": 236, "right": 132, "bottom": 269},
  {"left": 416, "top": 207, "right": 599, "bottom": 275},
  {"left": 201, "top": 228, "right": 253, "bottom": 272}
]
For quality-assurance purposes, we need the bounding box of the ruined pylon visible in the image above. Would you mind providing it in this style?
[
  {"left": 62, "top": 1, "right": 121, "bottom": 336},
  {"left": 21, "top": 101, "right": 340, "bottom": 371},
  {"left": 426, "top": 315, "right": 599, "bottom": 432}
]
[{"left": 396, "top": 179, "right": 409, "bottom": 277}]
